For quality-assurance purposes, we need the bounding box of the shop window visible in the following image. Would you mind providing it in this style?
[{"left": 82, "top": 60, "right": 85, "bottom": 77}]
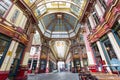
[
  {"left": 28, "top": 59, "right": 31, "bottom": 68},
  {"left": 9, "top": 44, "right": 25, "bottom": 77},
  {"left": 103, "top": 39, "right": 117, "bottom": 60},
  {"left": 35, "top": 46, "right": 39, "bottom": 53},
  {"left": 92, "top": 44, "right": 102, "bottom": 65},
  {"left": 40, "top": 60, "right": 46, "bottom": 70},
  {"left": 0, "top": 0, "right": 12, "bottom": 16},
  {"left": 10, "top": 9, "right": 20, "bottom": 23},
  {"left": 32, "top": 60, "right": 37, "bottom": 70},
  {"left": 0, "top": 34, "right": 11, "bottom": 66}
]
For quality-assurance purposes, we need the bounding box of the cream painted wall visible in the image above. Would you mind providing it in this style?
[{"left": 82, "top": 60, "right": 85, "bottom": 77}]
[{"left": 6, "top": 4, "right": 27, "bottom": 29}]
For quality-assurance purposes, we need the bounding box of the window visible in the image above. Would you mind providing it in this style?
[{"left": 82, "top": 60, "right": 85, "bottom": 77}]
[
  {"left": 36, "top": 46, "right": 39, "bottom": 53},
  {"left": 93, "top": 12, "right": 100, "bottom": 25},
  {"left": 99, "top": 0, "right": 107, "bottom": 10},
  {"left": 87, "top": 19, "right": 92, "bottom": 31},
  {"left": 40, "top": 60, "right": 46, "bottom": 70},
  {"left": 92, "top": 44, "right": 102, "bottom": 65},
  {"left": 103, "top": 39, "right": 117, "bottom": 60},
  {"left": 74, "top": 49, "right": 78, "bottom": 54},
  {"left": 79, "top": 34, "right": 84, "bottom": 42},
  {"left": 0, "top": 0, "right": 12, "bottom": 16},
  {"left": 15, "top": 44, "right": 24, "bottom": 59},
  {"left": 0, "top": 34, "right": 11, "bottom": 66},
  {"left": 10, "top": 9, "right": 20, "bottom": 23},
  {"left": 113, "top": 21, "right": 120, "bottom": 40},
  {"left": 29, "top": 0, "right": 36, "bottom": 3},
  {"left": 32, "top": 60, "right": 37, "bottom": 70}
]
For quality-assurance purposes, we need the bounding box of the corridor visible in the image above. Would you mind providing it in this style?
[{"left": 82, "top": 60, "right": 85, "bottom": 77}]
[
  {"left": 0, "top": 0, "right": 120, "bottom": 80},
  {"left": 27, "top": 72, "right": 79, "bottom": 80}
]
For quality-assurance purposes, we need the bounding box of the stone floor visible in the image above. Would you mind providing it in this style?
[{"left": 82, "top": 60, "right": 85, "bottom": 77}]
[{"left": 27, "top": 72, "right": 79, "bottom": 80}]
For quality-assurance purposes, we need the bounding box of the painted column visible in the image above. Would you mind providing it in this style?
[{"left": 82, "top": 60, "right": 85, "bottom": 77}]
[
  {"left": 46, "top": 55, "right": 49, "bottom": 73},
  {"left": 0, "top": 40, "right": 17, "bottom": 71},
  {"left": 107, "top": 32, "right": 120, "bottom": 60},
  {"left": 29, "top": 57, "right": 34, "bottom": 72},
  {"left": 83, "top": 23, "right": 96, "bottom": 65},
  {"left": 83, "top": 33, "right": 96, "bottom": 65},
  {"left": 79, "top": 49, "right": 84, "bottom": 67},
  {"left": 71, "top": 61, "right": 74, "bottom": 72},
  {"left": 21, "top": 30, "right": 35, "bottom": 66},
  {"left": 35, "top": 46, "right": 41, "bottom": 73},
  {"left": 96, "top": 41, "right": 111, "bottom": 72},
  {"left": 83, "top": 23, "right": 96, "bottom": 72},
  {"left": 80, "top": 58, "right": 84, "bottom": 67}
]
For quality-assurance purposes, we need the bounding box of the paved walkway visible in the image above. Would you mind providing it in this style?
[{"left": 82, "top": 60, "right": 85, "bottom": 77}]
[{"left": 27, "top": 72, "right": 79, "bottom": 80}]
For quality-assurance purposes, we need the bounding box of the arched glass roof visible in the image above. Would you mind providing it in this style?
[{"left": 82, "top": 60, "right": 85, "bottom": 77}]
[{"left": 24, "top": 0, "right": 87, "bottom": 38}]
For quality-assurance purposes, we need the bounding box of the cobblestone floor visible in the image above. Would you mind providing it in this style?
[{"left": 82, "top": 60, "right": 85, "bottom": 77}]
[{"left": 27, "top": 72, "right": 79, "bottom": 80}]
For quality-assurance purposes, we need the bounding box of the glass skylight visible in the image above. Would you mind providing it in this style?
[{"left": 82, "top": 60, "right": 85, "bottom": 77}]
[
  {"left": 24, "top": 0, "right": 87, "bottom": 38},
  {"left": 55, "top": 41, "right": 66, "bottom": 58}
]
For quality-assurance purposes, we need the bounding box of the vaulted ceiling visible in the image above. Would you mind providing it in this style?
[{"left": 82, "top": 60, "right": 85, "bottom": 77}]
[{"left": 24, "top": 0, "right": 88, "bottom": 38}]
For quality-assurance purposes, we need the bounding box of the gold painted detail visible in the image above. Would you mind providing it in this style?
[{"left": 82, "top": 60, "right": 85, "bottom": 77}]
[{"left": 7, "top": 51, "right": 12, "bottom": 56}]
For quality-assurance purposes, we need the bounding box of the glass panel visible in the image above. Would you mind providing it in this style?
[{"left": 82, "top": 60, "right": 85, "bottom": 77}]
[
  {"left": 103, "top": 39, "right": 117, "bottom": 60},
  {"left": 0, "top": 34, "right": 11, "bottom": 66},
  {"left": 15, "top": 44, "right": 24, "bottom": 59},
  {"left": 116, "top": 29, "right": 120, "bottom": 39},
  {"left": 92, "top": 44, "right": 102, "bottom": 65},
  {"left": 38, "top": 21, "right": 45, "bottom": 33},
  {"left": 29, "top": 0, "right": 36, "bottom": 3},
  {"left": 36, "top": 5, "right": 47, "bottom": 16},
  {"left": 93, "top": 12, "right": 100, "bottom": 25},
  {"left": 70, "top": 4, "right": 80, "bottom": 16},
  {"left": 0, "top": 0, "right": 12, "bottom": 16},
  {"left": 0, "top": 39, "right": 8, "bottom": 58}
]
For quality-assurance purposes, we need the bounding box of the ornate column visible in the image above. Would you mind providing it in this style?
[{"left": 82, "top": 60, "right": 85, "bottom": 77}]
[
  {"left": 17, "top": 24, "right": 35, "bottom": 78},
  {"left": 46, "top": 53, "right": 49, "bottom": 73},
  {"left": 35, "top": 46, "right": 41, "bottom": 73},
  {"left": 29, "top": 56, "right": 34, "bottom": 73},
  {"left": 83, "top": 24, "right": 96, "bottom": 72},
  {"left": 71, "top": 61, "right": 74, "bottom": 72},
  {"left": 21, "top": 28, "right": 35, "bottom": 66},
  {"left": 79, "top": 48, "right": 84, "bottom": 67},
  {"left": 107, "top": 32, "right": 120, "bottom": 60},
  {"left": 83, "top": 33, "right": 96, "bottom": 64}
]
